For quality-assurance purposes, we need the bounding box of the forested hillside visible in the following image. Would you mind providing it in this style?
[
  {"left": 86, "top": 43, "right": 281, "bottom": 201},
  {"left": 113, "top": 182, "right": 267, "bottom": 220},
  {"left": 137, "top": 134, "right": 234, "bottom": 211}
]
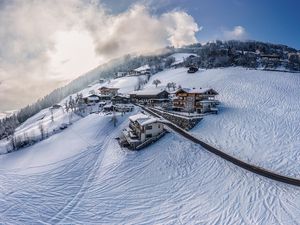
[{"left": 1, "top": 40, "right": 299, "bottom": 140}]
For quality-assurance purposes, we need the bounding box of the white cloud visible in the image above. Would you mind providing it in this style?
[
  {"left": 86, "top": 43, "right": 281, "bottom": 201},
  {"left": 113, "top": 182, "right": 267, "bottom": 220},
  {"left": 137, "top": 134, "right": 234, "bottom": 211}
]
[
  {"left": 0, "top": 0, "right": 200, "bottom": 110},
  {"left": 223, "top": 26, "right": 247, "bottom": 40}
]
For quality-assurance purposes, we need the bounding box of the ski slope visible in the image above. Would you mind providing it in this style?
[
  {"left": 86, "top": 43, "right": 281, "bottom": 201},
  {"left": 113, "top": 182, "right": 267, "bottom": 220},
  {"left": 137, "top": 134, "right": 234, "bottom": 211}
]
[{"left": 0, "top": 67, "right": 300, "bottom": 224}]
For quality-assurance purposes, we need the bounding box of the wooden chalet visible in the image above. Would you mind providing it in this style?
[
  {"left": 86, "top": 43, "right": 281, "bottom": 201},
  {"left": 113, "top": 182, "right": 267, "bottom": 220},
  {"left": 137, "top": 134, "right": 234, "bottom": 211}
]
[
  {"left": 173, "top": 88, "right": 219, "bottom": 113},
  {"left": 82, "top": 94, "right": 101, "bottom": 104},
  {"left": 129, "top": 88, "right": 169, "bottom": 105},
  {"left": 98, "top": 86, "right": 119, "bottom": 96},
  {"left": 112, "top": 95, "right": 130, "bottom": 104}
]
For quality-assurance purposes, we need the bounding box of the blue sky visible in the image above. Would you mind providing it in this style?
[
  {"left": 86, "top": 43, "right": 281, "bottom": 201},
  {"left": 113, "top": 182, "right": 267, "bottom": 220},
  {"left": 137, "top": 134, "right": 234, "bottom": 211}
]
[{"left": 103, "top": 0, "right": 300, "bottom": 49}]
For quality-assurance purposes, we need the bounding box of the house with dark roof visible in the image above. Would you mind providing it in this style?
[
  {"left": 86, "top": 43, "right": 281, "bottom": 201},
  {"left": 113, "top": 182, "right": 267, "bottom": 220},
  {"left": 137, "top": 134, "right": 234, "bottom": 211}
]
[
  {"left": 129, "top": 88, "right": 169, "bottom": 105},
  {"left": 173, "top": 88, "right": 219, "bottom": 113},
  {"left": 98, "top": 86, "right": 119, "bottom": 96},
  {"left": 112, "top": 95, "right": 130, "bottom": 104}
]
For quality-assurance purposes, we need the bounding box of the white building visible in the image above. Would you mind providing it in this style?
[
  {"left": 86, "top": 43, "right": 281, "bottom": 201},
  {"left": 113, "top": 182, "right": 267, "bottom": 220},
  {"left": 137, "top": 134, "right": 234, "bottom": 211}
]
[{"left": 121, "top": 113, "right": 165, "bottom": 150}]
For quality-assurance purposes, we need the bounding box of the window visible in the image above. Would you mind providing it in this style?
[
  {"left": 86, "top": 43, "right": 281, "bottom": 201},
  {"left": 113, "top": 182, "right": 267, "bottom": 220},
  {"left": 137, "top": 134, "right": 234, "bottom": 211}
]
[
  {"left": 146, "top": 125, "right": 152, "bottom": 130},
  {"left": 146, "top": 134, "right": 152, "bottom": 138}
]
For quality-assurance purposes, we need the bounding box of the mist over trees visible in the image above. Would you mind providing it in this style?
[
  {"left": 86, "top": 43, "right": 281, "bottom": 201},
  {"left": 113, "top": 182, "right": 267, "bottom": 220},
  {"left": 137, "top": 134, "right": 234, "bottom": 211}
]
[{"left": 0, "top": 53, "right": 172, "bottom": 140}]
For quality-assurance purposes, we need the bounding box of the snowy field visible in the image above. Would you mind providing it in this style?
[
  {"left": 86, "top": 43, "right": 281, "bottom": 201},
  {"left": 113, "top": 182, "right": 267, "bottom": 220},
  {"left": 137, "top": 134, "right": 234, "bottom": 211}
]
[
  {"left": 169, "top": 53, "right": 197, "bottom": 66},
  {"left": 146, "top": 67, "right": 300, "bottom": 177},
  {"left": 0, "top": 67, "right": 300, "bottom": 224}
]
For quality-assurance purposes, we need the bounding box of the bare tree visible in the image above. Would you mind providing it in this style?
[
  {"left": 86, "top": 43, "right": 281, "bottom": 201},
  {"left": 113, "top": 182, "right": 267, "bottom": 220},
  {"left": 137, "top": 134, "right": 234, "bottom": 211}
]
[
  {"left": 50, "top": 108, "right": 54, "bottom": 122},
  {"left": 152, "top": 79, "right": 161, "bottom": 88},
  {"left": 166, "top": 83, "right": 172, "bottom": 91},
  {"left": 39, "top": 123, "right": 45, "bottom": 140},
  {"left": 171, "top": 82, "right": 176, "bottom": 91}
]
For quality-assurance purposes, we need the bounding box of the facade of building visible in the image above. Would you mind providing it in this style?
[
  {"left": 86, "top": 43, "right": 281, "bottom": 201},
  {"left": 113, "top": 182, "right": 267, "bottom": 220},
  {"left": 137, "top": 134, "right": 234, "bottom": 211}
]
[
  {"left": 98, "top": 87, "right": 119, "bottom": 96},
  {"left": 112, "top": 95, "right": 130, "bottom": 104},
  {"left": 82, "top": 94, "right": 101, "bottom": 104},
  {"left": 116, "top": 72, "right": 127, "bottom": 78},
  {"left": 121, "top": 113, "right": 165, "bottom": 150},
  {"left": 134, "top": 65, "right": 151, "bottom": 75},
  {"left": 173, "top": 88, "right": 219, "bottom": 113},
  {"left": 129, "top": 89, "right": 169, "bottom": 105}
]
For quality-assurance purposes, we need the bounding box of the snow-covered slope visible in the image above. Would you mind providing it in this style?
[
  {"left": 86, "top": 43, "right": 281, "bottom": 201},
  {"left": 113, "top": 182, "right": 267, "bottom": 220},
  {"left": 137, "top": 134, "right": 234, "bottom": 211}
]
[
  {"left": 0, "top": 74, "right": 147, "bottom": 154},
  {"left": 0, "top": 67, "right": 299, "bottom": 224},
  {"left": 145, "top": 67, "right": 300, "bottom": 177},
  {"left": 169, "top": 53, "right": 197, "bottom": 66}
]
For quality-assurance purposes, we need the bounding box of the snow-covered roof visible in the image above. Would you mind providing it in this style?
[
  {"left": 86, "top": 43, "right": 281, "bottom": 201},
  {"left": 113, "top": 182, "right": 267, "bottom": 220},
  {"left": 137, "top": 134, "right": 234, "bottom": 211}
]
[
  {"left": 129, "top": 113, "right": 161, "bottom": 126},
  {"left": 130, "top": 87, "right": 167, "bottom": 96},
  {"left": 129, "top": 113, "right": 149, "bottom": 122},
  {"left": 104, "top": 103, "right": 112, "bottom": 108},
  {"left": 134, "top": 64, "right": 150, "bottom": 72},
  {"left": 177, "top": 88, "right": 218, "bottom": 95},
  {"left": 82, "top": 93, "right": 99, "bottom": 98},
  {"left": 140, "top": 118, "right": 160, "bottom": 126},
  {"left": 99, "top": 86, "right": 119, "bottom": 90}
]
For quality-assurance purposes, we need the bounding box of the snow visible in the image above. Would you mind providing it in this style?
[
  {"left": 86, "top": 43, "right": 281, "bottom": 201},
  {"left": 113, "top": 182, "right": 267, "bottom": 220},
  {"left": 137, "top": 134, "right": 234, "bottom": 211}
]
[
  {"left": 179, "top": 87, "right": 217, "bottom": 94},
  {"left": 134, "top": 64, "right": 150, "bottom": 72},
  {"left": 129, "top": 113, "right": 149, "bottom": 122},
  {"left": 129, "top": 113, "right": 160, "bottom": 126},
  {"left": 60, "top": 75, "right": 147, "bottom": 105},
  {"left": 145, "top": 67, "right": 300, "bottom": 177},
  {"left": 0, "top": 66, "right": 300, "bottom": 224},
  {"left": 0, "top": 106, "right": 81, "bottom": 154},
  {"left": 140, "top": 117, "right": 160, "bottom": 126},
  {"left": 130, "top": 86, "right": 166, "bottom": 95},
  {"left": 107, "top": 75, "right": 148, "bottom": 94},
  {"left": 169, "top": 53, "right": 197, "bottom": 66}
]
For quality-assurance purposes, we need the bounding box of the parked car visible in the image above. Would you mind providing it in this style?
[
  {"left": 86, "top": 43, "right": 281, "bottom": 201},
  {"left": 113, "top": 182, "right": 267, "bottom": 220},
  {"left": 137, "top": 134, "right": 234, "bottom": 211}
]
[
  {"left": 187, "top": 66, "right": 199, "bottom": 73},
  {"left": 59, "top": 123, "right": 68, "bottom": 130}
]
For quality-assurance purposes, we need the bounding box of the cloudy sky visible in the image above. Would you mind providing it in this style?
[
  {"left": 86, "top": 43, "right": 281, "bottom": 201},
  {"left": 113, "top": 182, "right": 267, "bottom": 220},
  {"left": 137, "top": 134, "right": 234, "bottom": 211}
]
[{"left": 0, "top": 0, "right": 299, "bottom": 111}]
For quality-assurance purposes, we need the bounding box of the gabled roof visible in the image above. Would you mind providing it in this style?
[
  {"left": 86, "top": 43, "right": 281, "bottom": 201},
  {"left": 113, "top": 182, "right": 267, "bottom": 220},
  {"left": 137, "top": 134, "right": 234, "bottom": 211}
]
[
  {"left": 112, "top": 95, "right": 130, "bottom": 99},
  {"left": 129, "top": 113, "right": 149, "bottom": 122},
  {"left": 134, "top": 64, "right": 150, "bottom": 72},
  {"left": 99, "top": 86, "right": 119, "bottom": 90},
  {"left": 82, "top": 93, "right": 100, "bottom": 99},
  {"left": 176, "top": 88, "right": 218, "bottom": 95},
  {"left": 129, "top": 113, "right": 162, "bottom": 126},
  {"left": 130, "top": 87, "right": 168, "bottom": 96}
]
